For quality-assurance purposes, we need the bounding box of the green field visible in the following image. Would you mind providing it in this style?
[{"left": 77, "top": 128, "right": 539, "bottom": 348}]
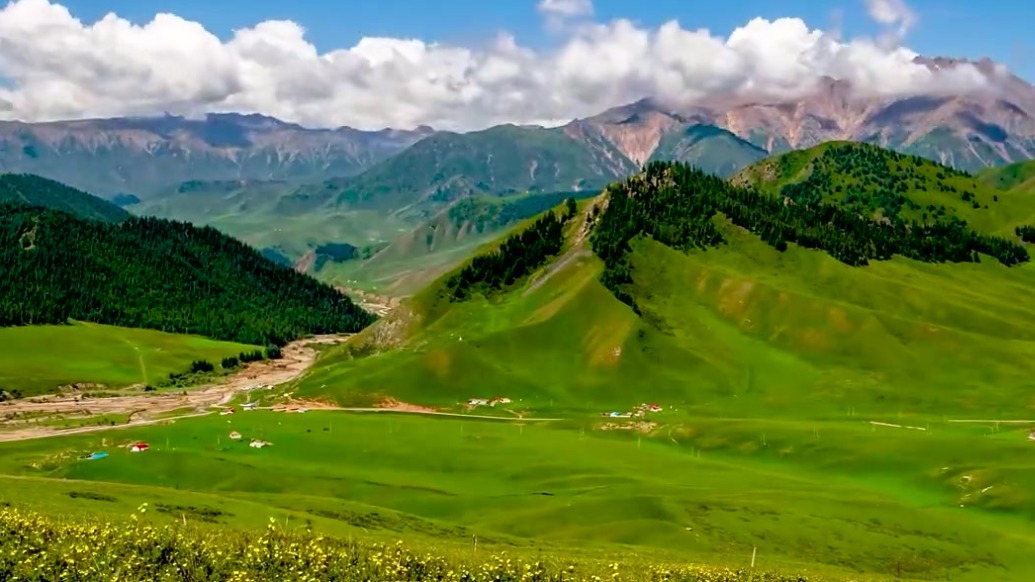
[
  {"left": 0, "top": 322, "right": 254, "bottom": 396},
  {"left": 5, "top": 145, "right": 1035, "bottom": 580}
]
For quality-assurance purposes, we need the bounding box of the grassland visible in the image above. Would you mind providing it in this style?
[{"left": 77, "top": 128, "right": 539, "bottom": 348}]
[
  {"left": 0, "top": 322, "right": 254, "bottom": 396},
  {"left": 4, "top": 144, "right": 1035, "bottom": 580},
  {"left": 4, "top": 409, "right": 1032, "bottom": 581}
]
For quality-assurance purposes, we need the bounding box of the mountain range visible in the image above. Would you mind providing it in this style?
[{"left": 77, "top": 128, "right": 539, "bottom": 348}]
[{"left": 3, "top": 56, "right": 1035, "bottom": 295}]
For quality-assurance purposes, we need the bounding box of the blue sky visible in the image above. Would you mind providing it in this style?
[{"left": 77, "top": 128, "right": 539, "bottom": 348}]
[{"left": 52, "top": 0, "right": 1032, "bottom": 79}]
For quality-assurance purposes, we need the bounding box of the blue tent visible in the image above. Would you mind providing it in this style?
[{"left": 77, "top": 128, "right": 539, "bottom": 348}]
[{"left": 86, "top": 452, "right": 108, "bottom": 460}]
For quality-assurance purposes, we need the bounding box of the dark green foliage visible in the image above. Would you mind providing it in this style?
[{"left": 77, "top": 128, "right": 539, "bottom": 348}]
[
  {"left": 1016, "top": 225, "right": 1035, "bottom": 243},
  {"left": 0, "top": 204, "right": 376, "bottom": 345},
  {"left": 220, "top": 356, "right": 240, "bottom": 370},
  {"left": 0, "top": 174, "right": 130, "bottom": 223},
  {"left": 239, "top": 350, "right": 265, "bottom": 363},
  {"left": 591, "top": 162, "right": 1028, "bottom": 310},
  {"left": 189, "top": 360, "right": 215, "bottom": 374},
  {"left": 265, "top": 345, "right": 283, "bottom": 360},
  {"left": 446, "top": 200, "right": 578, "bottom": 301}
]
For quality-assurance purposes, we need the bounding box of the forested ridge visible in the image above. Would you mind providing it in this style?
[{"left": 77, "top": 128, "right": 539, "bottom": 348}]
[
  {"left": 0, "top": 204, "right": 375, "bottom": 345},
  {"left": 591, "top": 161, "right": 1028, "bottom": 310},
  {"left": 446, "top": 198, "right": 578, "bottom": 300},
  {"left": 0, "top": 174, "right": 130, "bottom": 223}
]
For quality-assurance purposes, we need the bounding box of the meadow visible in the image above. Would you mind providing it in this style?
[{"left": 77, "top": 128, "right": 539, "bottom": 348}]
[
  {"left": 0, "top": 322, "right": 254, "bottom": 396},
  {"left": 0, "top": 407, "right": 1033, "bottom": 581},
  {"left": 4, "top": 150, "right": 1035, "bottom": 580}
]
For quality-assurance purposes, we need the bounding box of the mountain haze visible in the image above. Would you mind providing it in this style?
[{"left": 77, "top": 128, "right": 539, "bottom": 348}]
[{"left": 0, "top": 114, "right": 434, "bottom": 198}]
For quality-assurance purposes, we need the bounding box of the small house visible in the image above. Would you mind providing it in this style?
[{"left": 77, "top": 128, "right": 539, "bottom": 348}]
[{"left": 128, "top": 442, "right": 149, "bottom": 453}]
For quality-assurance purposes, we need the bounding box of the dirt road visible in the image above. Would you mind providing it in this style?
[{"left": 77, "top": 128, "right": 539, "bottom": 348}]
[{"left": 0, "top": 334, "right": 349, "bottom": 442}]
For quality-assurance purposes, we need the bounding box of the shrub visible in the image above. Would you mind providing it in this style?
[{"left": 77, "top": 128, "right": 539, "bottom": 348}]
[{"left": 188, "top": 359, "right": 214, "bottom": 374}]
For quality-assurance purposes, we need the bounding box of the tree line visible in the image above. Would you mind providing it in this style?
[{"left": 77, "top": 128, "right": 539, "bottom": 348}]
[
  {"left": 591, "top": 162, "right": 1028, "bottom": 311},
  {"left": 0, "top": 204, "right": 376, "bottom": 345},
  {"left": 446, "top": 198, "right": 577, "bottom": 301}
]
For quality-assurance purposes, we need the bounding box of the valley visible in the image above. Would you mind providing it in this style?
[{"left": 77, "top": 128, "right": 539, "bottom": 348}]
[
  {"left": 3, "top": 4, "right": 1035, "bottom": 576},
  {"left": 3, "top": 141, "right": 1035, "bottom": 579}
]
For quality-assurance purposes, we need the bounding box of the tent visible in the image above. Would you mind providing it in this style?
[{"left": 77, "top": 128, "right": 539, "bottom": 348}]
[
  {"left": 129, "top": 442, "right": 149, "bottom": 452},
  {"left": 85, "top": 452, "right": 108, "bottom": 460},
  {"left": 229, "top": 431, "right": 242, "bottom": 440}
]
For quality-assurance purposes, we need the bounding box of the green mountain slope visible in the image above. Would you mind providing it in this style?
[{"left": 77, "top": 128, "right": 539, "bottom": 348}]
[
  {"left": 285, "top": 146, "right": 1035, "bottom": 577},
  {"left": 1, "top": 197, "right": 374, "bottom": 345},
  {"left": 977, "top": 159, "right": 1035, "bottom": 192},
  {"left": 0, "top": 174, "right": 130, "bottom": 223},
  {"left": 649, "top": 124, "right": 768, "bottom": 176},
  {"left": 298, "top": 125, "right": 635, "bottom": 221},
  {"left": 315, "top": 191, "right": 597, "bottom": 295},
  {"left": 732, "top": 141, "right": 1035, "bottom": 236}
]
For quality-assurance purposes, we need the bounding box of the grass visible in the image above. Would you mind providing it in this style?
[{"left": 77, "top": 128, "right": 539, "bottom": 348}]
[
  {"left": 0, "top": 322, "right": 254, "bottom": 396},
  {"left": 0, "top": 410, "right": 1032, "bottom": 580},
  {"left": 5, "top": 147, "right": 1035, "bottom": 580},
  {"left": 0, "top": 505, "right": 822, "bottom": 582},
  {"left": 278, "top": 183, "right": 1035, "bottom": 579}
]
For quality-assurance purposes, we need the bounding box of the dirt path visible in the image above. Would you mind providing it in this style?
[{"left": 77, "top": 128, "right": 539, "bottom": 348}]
[{"left": 0, "top": 334, "right": 350, "bottom": 442}]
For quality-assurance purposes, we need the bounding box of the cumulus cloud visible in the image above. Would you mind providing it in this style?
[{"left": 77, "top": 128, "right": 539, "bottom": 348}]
[
  {"left": 0, "top": 0, "right": 996, "bottom": 130},
  {"left": 864, "top": 0, "right": 917, "bottom": 44}
]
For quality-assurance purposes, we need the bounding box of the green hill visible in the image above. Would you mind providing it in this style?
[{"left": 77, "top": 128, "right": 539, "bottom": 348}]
[
  {"left": 0, "top": 173, "right": 130, "bottom": 222},
  {"left": 275, "top": 144, "right": 1035, "bottom": 578},
  {"left": 977, "top": 159, "right": 1035, "bottom": 192},
  {"left": 303, "top": 125, "right": 633, "bottom": 221},
  {"left": 317, "top": 191, "right": 597, "bottom": 295},
  {"left": 0, "top": 200, "right": 374, "bottom": 346},
  {"left": 649, "top": 124, "right": 768, "bottom": 176}
]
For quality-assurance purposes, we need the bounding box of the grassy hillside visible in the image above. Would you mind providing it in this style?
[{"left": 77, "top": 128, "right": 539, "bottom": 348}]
[
  {"left": 978, "top": 159, "right": 1035, "bottom": 192},
  {"left": 272, "top": 145, "right": 1035, "bottom": 579},
  {"left": 0, "top": 173, "right": 129, "bottom": 222},
  {"left": 0, "top": 202, "right": 374, "bottom": 345},
  {"left": 731, "top": 141, "right": 1035, "bottom": 237},
  {"left": 319, "top": 191, "right": 597, "bottom": 295},
  {"left": 650, "top": 124, "right": 768, "bottom": 177},
  {"left": 0, "top": 322, "right": 252, "bottom": 396}
]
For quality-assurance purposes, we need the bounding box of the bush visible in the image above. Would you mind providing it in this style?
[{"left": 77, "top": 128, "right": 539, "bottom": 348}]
[
  {"left": 239, "top": 350, "right": 265, "bottom": 363},
  {"left": 220, "top": 356, "right": 240, "bottom": 370},
  {"left": 264, "top": 345, "right": 283, "bottom": 360},
  {"left": 188, "top": 359, "right": 214, "bottom": 374}
]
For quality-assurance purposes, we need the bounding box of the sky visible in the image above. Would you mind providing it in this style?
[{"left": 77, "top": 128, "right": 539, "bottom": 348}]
[{"left": 0, "top": 0, "right": 1028, "bottom": 130}]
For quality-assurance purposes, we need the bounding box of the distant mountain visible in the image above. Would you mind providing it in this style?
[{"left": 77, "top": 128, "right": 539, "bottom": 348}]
[
  {"left": 0, "top": 113, "right": 435, "bottom": 198},
  {"left": 0, "top": 178, "right": 375, "bottom": 345},
  {"left": 0, "top": 173, "right": 129, "bottom": 222},
  {"left": 294, "top": 124, "right": 636, "bottom": 221}
]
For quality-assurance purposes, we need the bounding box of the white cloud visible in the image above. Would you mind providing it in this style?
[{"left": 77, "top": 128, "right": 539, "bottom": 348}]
[
  {"left": 864, "top": 0, "right": 917, "bottom": 43},
  {"left": 0, "top": 0, "right": 996, "bottom": 131},
  {"left": 537, "top": 0, "right": 593, "bottom": 17}
]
